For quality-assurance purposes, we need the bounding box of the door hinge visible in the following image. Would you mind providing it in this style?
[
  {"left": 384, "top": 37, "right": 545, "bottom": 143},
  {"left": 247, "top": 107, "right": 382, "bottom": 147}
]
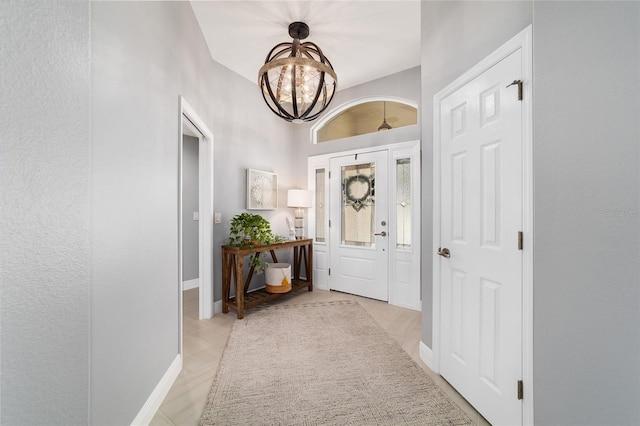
[
  {"left": 517, "top": 380, "right": 524, "bottom": 400},
  {"left": 518, "top": 231, "right": 523, "bottom": 250},
  {"left": 328, "top": 171, "right": 331, "bottom": 179},
  {"left": 328, "top": 268, "right": 331, "bottom": 276},
  {"left": 329, "top": 220, "right": 332, "bottom": 228},
  {"left": 507, "top": 79, "right": 523, "bottom": 101}
]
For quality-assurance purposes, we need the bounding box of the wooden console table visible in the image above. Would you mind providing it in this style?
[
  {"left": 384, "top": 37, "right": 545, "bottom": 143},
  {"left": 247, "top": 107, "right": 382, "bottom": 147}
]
[{"left": 222, "top": 239, "right": 313, "bottom": 319}]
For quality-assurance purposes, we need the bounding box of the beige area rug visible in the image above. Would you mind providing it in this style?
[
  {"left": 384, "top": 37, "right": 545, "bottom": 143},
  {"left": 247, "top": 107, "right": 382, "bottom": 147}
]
[{"left": 200, "top": 300, "right": 473, "bottom": 425}]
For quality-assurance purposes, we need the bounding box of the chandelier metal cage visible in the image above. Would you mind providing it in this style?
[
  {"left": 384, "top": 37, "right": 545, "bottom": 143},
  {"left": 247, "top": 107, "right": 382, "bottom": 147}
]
[{"left": 258, "top": 22, "right": 337, "bottom": 123}]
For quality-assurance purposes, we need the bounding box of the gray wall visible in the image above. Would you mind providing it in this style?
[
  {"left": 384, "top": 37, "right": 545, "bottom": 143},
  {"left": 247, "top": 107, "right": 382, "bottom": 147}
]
[
  {"left": 532, "top": 2, "right": 639, "bottom": 424},
  {"left": 0, "top": 1, "right": 91, "bottom": 424},
  {"left": 91, "top": 2, "right": 198, "bottom": 422},
  {"left": 91, "top": 1, "right": 293, "bottom": 424},
  {"left": 421, "top": 1, "right": 640, "bottom": 424},
  {"left": 182, "top": 135, "right": 199, "bottom": 281}
]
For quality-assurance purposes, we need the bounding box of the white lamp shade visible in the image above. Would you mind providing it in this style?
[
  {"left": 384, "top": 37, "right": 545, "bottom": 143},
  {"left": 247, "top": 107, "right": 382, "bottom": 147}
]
[{"left": 287, "top": 189, "right": 312, "bottom": 208}]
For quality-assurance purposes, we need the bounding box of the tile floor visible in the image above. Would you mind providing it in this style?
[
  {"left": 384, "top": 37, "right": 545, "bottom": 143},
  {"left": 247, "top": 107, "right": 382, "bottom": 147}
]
[{"left": 150, "top": 288, "right": 488, "bottom": 425}]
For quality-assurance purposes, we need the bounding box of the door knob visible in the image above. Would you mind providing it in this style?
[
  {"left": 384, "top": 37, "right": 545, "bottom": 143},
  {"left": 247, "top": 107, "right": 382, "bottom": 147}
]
[
  {"left": 374, "top": 231, "right": 387, "bottom": 237},
  {"left": 437, "top": 247, "right": 451, "bottom": 258}
]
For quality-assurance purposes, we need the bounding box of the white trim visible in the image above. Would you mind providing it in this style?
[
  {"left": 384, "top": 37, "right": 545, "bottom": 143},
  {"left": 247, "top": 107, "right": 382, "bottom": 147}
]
[
  {"left": 388, "top": 144, "right": 422, "bottom": 311},
  {"left": 307, "top": 156, "right": 330, "bottom": 290},
  {"left": 214, "top": 299, "right": 223, "bottom": 314},
  {"left": 310, "top": 96, "right": 419, "bottom": 144},
  {"left": 308, "top": 140, "right": 419, "bottom": 164},
  {"left": 307, "top": 156, "right": 326, "bottom": 248},
  {"left": 432, "top": 25, "right": 533, "bottom": 426},
  {"left": 131, "top": 354, "right": 182, "bottom": 426},
  {"left": 182, "top": 278, "right": 199, "bottom": 291},
  {"left": 308, "top": 140, "right": 421, "bottom": 309},
  {"left": 179, "top": 96, "right": 215, "bottom": 366},
  {"left": 419, "top": 341, "right": 434, "bottom": 371},
  {"left": 520, "top": 26, "right": 535, "bottom": 426},
  {"left": 180, "top": 96, "right": 215, "bottom": 322}
]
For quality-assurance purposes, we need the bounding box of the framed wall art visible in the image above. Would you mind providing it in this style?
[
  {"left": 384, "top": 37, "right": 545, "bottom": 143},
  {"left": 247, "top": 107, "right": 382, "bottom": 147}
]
[{"left": 246, "top": 169, "right": 278, "bottom": 210}]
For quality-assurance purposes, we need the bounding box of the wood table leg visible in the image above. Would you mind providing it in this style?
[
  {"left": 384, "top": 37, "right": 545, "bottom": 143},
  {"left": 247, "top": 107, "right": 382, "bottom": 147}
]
[
  {"left": 235, "top": 254, "right": 245, "bottom": 319},
  {"left": 300, "top": 246, "right": 307, "bottom": 278},
  {"left": 307, "top": 243, "right": 313, "bottom": 291},
  {"left": 222, "top": 252, "right": 230, "bottom": 313},
  {"left": 293, "top": 246, "right": 300, "bottom": 280},
  {"left": 244, "top": 253, "right": 258, "bottom": 294}
]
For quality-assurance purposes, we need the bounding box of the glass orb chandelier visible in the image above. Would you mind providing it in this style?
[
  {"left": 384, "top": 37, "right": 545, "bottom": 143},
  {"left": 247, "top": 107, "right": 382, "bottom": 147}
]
[{"left": 258, "top": 22, "right": 337, "bottom": 123}]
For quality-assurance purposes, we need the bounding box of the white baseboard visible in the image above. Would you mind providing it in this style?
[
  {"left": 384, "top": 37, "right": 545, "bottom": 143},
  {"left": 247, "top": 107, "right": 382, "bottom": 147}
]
[
  {"left": 419, "top": 341, "right": 434, "bottom": 371},
  {"left": 131, "top": 354, "right": 182, "bottom": 426},
  {"left": 214, "top": 300, "right": 222, "bottom": 314},
  {"left": 182, "top": 278, "right": 199, "bottom": 291},
  {"left": 389, "top": 300, "right": 422, "bottom": 312}
]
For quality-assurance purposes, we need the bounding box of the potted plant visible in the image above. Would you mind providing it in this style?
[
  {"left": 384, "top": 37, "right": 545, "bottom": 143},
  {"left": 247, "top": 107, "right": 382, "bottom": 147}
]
[
  {"left": 227, "top": 213, "right": 283, "bottom": 273},
  {"left": 227, "top": 213, "right": 275, "bottom": 247}
]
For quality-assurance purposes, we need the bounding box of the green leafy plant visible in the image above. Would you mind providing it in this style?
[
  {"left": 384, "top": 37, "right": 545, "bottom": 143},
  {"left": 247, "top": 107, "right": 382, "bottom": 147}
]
[
  {"left": 227, "top": 213, "right": 275, "bottom": 247},
  {"left": 227, "top": 213, "right": 284, "bottom": 273}
]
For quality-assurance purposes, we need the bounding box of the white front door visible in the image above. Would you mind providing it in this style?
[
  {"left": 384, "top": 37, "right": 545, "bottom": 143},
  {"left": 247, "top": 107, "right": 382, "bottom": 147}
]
[
  {"left": 437, "top": 49, "right": 523, "bottom": 425},
  {"left": 329, "top": 151, "right": 389, "bottom": 301}
]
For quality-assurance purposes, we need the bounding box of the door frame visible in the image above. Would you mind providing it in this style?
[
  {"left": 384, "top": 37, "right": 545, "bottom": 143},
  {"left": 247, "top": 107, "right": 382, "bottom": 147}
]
[
  {"left": 432, "top": 25, "right": 533, "bottom": 425},
  {"left": 179, "top": 96, "right": 214, "bottom": 358},
  {"left": 308, "top": 140, "right": 421, "bottom": 310}
]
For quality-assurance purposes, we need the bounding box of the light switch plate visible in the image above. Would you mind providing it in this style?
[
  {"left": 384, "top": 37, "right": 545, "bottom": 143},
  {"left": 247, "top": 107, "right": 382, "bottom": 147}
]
[
  {"left": 193, "top": 212, "right": 199, "bottom": 221},
  {"left": 214, "top": 212, "right": 222, "bottom": 224}
]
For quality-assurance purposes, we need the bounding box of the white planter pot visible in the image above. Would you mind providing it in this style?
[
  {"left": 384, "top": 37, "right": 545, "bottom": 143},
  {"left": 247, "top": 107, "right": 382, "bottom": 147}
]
[{"left": 265, "top": 263, "right": 292, "bottom": 293}]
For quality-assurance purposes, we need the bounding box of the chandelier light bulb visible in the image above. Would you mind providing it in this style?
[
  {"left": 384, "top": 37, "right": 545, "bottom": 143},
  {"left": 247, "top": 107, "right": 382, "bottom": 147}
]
[{"left": 258, "top": 22, "right": 338, "bottom": 122}]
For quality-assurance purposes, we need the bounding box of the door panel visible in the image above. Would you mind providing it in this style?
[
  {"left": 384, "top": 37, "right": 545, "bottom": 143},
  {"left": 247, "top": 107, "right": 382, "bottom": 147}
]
[
  {"left": 330, "top": 151, "right": 388, "bottom": 301},
  {"left": 439, "top": 49, "right": 523, "bottom": 426}
]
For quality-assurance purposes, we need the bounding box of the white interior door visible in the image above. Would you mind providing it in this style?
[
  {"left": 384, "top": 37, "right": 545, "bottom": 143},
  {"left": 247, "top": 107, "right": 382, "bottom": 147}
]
[
  {"left": 437, "top": 49, "right": 523, "bottom": 425},
  {"left": 329, "top": 151, "right": 389, "bottom": 301}
]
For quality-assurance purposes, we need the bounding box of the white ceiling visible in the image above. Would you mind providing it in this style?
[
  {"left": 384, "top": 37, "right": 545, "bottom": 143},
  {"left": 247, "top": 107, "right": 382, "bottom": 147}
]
[{"left": 190, "top": 1, "right": 421, "bottom": 91}]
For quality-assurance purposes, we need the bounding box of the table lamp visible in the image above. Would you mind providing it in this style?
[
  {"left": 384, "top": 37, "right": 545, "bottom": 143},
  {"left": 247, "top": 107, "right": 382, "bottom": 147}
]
[{"left": 287, "top": 189, "right": 312, "bottom": 239}]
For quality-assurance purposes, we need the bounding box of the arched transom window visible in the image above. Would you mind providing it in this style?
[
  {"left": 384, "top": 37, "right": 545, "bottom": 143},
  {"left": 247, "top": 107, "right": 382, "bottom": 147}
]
[{"left": 313, "top": 98, "right": 418, "bottom": 144}]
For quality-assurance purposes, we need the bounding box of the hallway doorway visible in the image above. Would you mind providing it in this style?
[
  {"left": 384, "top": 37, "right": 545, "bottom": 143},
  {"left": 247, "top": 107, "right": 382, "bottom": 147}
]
[{"left": 179, "top": 96, "right": 214, "bottom": 358}]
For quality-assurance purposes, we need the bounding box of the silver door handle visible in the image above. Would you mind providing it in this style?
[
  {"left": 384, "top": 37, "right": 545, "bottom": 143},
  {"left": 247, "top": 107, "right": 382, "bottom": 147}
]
[
  {"left": 437, "top": 247, "right": 451, "bottom": 258},
  {"left": 374, "top": 231, "right": 387, "bottom": 237}
]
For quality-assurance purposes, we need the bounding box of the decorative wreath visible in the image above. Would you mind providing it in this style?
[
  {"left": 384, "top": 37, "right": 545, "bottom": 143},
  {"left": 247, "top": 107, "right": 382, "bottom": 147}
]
[{"left": 343, "top": 174, "right": 375, "bottom": 212}]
